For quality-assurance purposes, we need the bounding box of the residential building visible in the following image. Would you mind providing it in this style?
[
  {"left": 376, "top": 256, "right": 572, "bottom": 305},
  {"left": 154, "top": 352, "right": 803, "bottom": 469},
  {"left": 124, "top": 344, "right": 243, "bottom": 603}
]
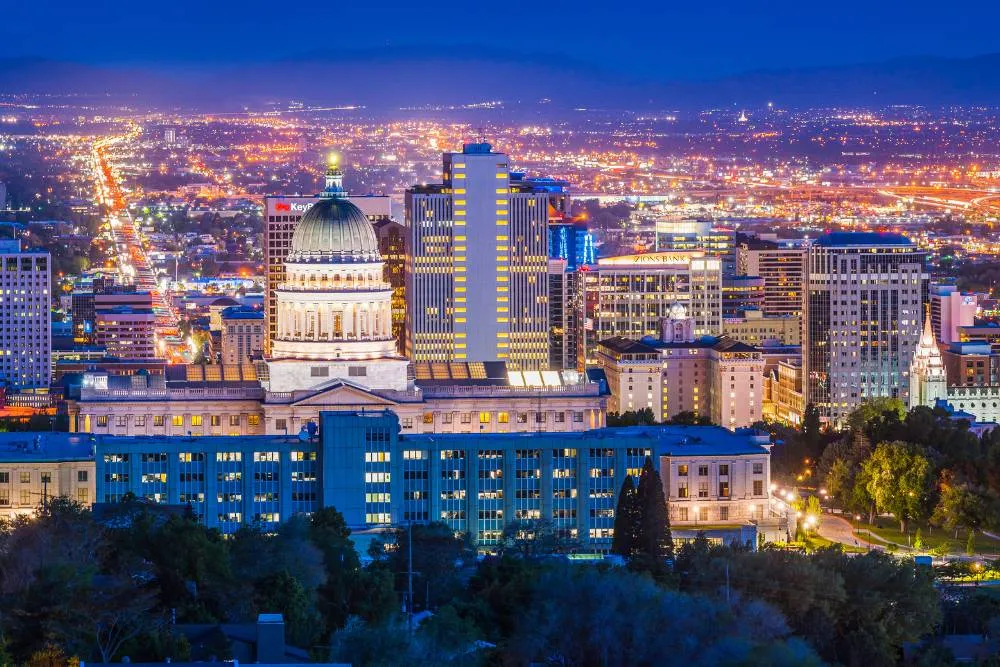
[
  {"left": 804, "top": 232, "right": 927, "bottom": 424},
  {"left": 0, "top": 240, "right": 50, "bottom": 389},
  {"left": 577, "top": 252, "right": 722, "bottom": 367},
  {"left": 405, "top": 143, "right": 550, "bottom": 369}
]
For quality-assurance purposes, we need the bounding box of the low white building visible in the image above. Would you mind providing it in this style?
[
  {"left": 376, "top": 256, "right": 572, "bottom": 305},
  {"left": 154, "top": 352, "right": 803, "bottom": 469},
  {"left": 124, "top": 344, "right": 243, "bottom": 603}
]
[{"left": 0, "top": 432, "right": 95, "bottom": 517}]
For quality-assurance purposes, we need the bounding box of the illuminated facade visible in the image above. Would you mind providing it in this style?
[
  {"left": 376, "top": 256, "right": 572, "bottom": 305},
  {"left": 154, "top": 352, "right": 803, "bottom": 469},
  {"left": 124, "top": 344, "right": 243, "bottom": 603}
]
[
  {"left": 929, "top": 283, "right": 979, "bottom": 345},
  {"left": 263, "top": 181, "right": 392, "bottom": 356},
  {"left": 736, "top": 241, "right": 807, "bottom": 319},
  {"left": 373, "top": 220, "right": 407, "bottom": 355},
  {"left": 596, "top": 305, "right": 764, "bottom": 429},
  {"left": 68, "top": 174, "right": 606, "bottom": 437},
  {"left": 94, "top": 410, "right": 780, "bottom": 548},
  {"left": 405, "top": 143, "right": 550, "bottom": 369},
  {"left": 220, "top": 306, "right": 265, "bottom": 364},
  {"left": 0, "top": 241, "right": 50, "bottom": 390},
  {"left": 722, "top": 311, "right": 802, "bottom": 347},
  {"left": 0, "top": 433, "right": 94, "bottom": 519},
  {"left": 577, "top": 252, "right": 722, "bottom": 367},
  {"left": 804, "top": 233, "right": 927, "bottom": 424}
]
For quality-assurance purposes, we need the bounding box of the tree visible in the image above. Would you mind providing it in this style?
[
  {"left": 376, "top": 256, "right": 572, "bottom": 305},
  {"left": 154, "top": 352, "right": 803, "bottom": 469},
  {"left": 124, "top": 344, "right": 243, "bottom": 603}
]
[
  {"left": 932, "top": 472, "right": 995, "bottom": 539},
  {"left": 371, "top": 522, "right": 470, "bottom": 613},
  {"left": 861, "top": 441, "right": 934, "bottom": 532},
  {"left": 635, "top": 457, "right": 673, "bottom": 561},
  {"left": 500, "top": 519, "right": 577, "bottom": 558},
  {"left": 88, "top": 576, "right": 161, "bottom": 663},
  {"left": 611, "top": 476, "right": 639, "bottom": 557}
]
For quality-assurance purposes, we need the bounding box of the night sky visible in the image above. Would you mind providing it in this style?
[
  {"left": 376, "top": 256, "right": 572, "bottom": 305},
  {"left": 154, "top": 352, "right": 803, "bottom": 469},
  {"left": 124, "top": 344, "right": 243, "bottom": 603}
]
[{"left": 6, "top": 0, "right": 1000, "bottom": 79}]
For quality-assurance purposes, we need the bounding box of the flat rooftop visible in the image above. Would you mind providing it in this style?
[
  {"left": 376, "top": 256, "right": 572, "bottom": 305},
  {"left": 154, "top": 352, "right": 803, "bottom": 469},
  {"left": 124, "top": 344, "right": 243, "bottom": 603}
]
[{"left": 0, "top": 433, "right": 97, "bottom": 462}]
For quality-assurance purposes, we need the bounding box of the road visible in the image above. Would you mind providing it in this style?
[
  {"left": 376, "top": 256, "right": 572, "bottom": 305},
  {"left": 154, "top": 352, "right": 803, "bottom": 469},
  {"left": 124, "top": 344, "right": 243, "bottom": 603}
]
[{"left": 92, "top": 128, "right": 185, "bottom": 357}]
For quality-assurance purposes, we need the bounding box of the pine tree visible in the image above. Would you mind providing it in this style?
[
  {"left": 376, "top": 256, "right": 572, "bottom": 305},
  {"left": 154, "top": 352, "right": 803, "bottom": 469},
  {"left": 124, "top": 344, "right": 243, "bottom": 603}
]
[
  {"left": 636, "top": 456, "right": 674, "bottom": 560},
  {"left": 611, "top": 476, "right": 639, "bottom": 557}
]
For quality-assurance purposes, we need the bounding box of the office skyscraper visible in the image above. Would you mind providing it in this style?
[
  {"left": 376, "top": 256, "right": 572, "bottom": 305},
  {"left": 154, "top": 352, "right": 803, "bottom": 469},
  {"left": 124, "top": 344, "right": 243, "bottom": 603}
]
[
  {"left": 0, "top": 240, "right": 50, "bottom": 389},
  {"left": 405, "top": 143, "right": 550, "bottom": 369},
  {"left": 804, "top": 232, "right": 927, "bottom": 424},
  {"left": 736, "top": 239, "right": 807, "bottom": 319}
]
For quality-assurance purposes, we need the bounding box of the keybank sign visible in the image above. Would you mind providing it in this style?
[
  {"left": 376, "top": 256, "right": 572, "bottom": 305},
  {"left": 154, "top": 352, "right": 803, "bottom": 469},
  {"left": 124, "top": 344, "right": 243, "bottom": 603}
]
[{"left": 269, "top": 199, "right": 317, "bottom": 215}]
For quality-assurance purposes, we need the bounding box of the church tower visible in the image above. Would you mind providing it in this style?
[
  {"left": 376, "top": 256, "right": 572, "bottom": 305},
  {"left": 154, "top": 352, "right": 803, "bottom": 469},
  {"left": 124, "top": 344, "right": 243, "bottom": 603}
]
[{"left": 909, "top": 312, "right": 947, "bottom": 409}]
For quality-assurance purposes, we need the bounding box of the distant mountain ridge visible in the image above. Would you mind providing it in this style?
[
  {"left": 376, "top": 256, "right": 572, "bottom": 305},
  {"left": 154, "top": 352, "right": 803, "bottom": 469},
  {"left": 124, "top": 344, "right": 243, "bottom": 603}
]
[{"left": 1, "top": 50, "right": 999, "bottom": 110}]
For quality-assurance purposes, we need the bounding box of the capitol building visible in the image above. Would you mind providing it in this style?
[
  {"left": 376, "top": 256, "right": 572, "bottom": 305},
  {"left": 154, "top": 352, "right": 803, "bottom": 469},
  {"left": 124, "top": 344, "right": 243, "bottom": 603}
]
[{"left": 68, "top": 166, "right": 606, "bottom": 437}]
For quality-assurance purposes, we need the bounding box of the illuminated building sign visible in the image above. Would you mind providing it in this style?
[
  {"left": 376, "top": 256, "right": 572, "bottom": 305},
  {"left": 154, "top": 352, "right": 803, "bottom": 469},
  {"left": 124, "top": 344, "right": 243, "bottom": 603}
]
[{"left": 598, "top": 252, "right": 705, "bottom": 266}]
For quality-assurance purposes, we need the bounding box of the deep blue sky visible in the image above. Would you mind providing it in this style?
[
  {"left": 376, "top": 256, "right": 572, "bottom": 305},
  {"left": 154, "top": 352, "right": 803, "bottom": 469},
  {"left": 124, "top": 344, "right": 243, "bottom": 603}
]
[{"left": 6, "top": 0, "right": 1000, "bottom": 79}]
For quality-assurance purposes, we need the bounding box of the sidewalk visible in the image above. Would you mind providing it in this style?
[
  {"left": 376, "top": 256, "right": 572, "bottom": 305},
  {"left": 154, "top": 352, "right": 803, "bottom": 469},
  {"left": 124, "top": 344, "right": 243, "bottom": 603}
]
[{"left": 817, "top": 514, "right": 882, "bottom": 551}]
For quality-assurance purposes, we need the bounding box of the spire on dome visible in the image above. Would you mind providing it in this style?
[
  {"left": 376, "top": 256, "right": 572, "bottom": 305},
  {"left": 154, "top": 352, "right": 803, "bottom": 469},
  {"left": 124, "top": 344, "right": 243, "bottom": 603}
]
[{"left": 322, "top": 154, "right": 346, "bottom": 198}]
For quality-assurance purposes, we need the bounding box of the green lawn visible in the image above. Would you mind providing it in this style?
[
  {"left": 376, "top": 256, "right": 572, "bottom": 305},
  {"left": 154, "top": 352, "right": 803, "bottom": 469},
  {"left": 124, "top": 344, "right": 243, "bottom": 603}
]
[{"left": 853, "top": 521, "right": 1000, "bottom": 556}]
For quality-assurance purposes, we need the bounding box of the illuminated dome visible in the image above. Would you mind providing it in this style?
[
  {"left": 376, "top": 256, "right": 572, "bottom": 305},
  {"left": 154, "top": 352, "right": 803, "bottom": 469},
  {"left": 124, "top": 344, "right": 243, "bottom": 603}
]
[{"left": 287, "top": 166, "right": 379, "bottom": 264}]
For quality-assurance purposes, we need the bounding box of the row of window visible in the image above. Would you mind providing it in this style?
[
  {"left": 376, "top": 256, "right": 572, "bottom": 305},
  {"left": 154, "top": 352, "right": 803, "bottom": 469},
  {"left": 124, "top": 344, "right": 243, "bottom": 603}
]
[
  {"left": 94, "top": 414, "right": 261, "bottom": 428},
  {"left": 0, "top": 470, "right": 88, "bottom": 483}
]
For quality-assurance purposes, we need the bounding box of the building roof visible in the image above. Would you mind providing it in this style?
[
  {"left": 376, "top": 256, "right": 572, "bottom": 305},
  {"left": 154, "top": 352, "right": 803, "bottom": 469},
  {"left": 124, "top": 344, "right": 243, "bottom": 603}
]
[
  {"left": 401, "top": 423, "right": 771, "bottom": 457},
  {"left": 288, "top": 197, "right": 379, "bottom": 264},
  {"left": 596, "top": 337, "right": 660, "bottom": 355},
  {"left": 209, "top": 297, "right": 240, "bottom": 307},
  {"left": 221, "top": 305, "right": 264, "bottom": 320},
  {"left": 814, "top": 231, "right": 913, "bottom": 247},
  {"left": 0, "top": 432, "right": 96, "bottom": 462}
]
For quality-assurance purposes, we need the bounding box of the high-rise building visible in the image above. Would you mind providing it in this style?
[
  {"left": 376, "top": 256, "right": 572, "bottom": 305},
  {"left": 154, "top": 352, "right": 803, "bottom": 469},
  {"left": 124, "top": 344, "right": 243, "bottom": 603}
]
[
  {"left": 0, "top": 181, "right": 7, "bottom": 209},
  {"left": 736, "top": 240, "right": 807, "bottom": 319},
  {"left": 577, "top": 252, "right": 722, "bottom": 367},
  {"left": 804, "top": 232, "right": 927, "bottom": 424},
  {"left": 929, "top": 283, "right": 980, "bottom": 345},
  {"left": 374, "top": 219, "right": 407, "bottom": 355},
  {"left": 655, "top": 219, "right": 736, "bottom": 273},
  {"left": 163, "top": 128, "right": 176, "bottom": 145},
  {"left": 405, "top": 143, "right": 549, "bottom": 369},
  {"left": 722, "top": 275, "right": 765, "bottom": 318},
  {"left": 0, "top": 240, "right": 50, "bottom": 389},
  {"left": 263, "top": 166, "right": 392, "bottom": 356},
  {"left": 548, "top": 259, "right": 579, "bottom": 370}
]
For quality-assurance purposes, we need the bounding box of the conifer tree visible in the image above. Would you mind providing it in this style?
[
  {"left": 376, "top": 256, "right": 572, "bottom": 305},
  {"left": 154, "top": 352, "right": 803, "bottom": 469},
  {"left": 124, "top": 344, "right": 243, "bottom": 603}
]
[
  {"left": 611, "top": 475, "right": 639, "bottom": 557},
  {"left": 636, "top": 456, "right": 674, "bottom": 560}
]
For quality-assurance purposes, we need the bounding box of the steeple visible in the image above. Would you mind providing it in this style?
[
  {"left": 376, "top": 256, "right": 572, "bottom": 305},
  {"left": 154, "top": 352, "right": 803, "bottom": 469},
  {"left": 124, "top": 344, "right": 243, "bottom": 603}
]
[{"left": 909, "top": 310, "right": 947, "bottom": 409}]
